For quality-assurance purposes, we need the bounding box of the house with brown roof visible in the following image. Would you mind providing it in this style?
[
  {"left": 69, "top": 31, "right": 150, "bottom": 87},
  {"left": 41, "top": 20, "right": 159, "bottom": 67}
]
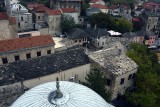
[
  {"left": 32, "top": 5, "right": 62, "bottom": 35},
  {"left": 0, "top": 35, "right": 55, "bottom": 65},
  {"left": 90, "top": 4, "right": 108, "bottom": 14},
  {"left": 0, "top": 12, "right": 18, "bottom": 40},
  {"left": 27, "top": 3, "right": 45, "bottom": 10},
  {"left": 50, "top": 0, "right": 81, "bottom": 15},
  {"left": 61, "top": 8, "right": 79, "bottom": 24}
]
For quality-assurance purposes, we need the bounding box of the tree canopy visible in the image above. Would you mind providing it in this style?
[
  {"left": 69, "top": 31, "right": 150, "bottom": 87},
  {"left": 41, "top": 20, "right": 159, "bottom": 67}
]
[
  {"left": 88, "top": 13, "right": 133, "bottom": 33},
  {"left": 80, "top": 68, "right": 111, "bottom": 102},
  {"left": 60, "top": 15, "right": 76, "bottom": 33},
  {"left": 126, "top": 43, "right": 160, "bottom": 107}
]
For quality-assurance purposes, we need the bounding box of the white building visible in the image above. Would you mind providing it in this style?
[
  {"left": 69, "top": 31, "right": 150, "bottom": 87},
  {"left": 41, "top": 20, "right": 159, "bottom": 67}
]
[
  {"left": 10, "top": 4, "right": 33, "bottom": 31},
  {"left": 89, "top": 43, "right": 138, "bottom": 100},
  {"left": 85, "top": 28, "right": 110, "bottom": 48},
  {"left": 5, "top": 0, "right": 33, "bottom": 32},
  {"left": 61, "top": 8, "right": 79, "bottom": 24}
]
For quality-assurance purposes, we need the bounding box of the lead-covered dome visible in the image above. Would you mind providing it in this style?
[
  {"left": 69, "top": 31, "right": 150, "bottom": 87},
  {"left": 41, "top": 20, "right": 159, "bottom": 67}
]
[
  {"left": 11, "top": 4, "right": 28, "bottom": 14},
  {"left": 11, "top": 81, "right": 114, "bottom": 107}
]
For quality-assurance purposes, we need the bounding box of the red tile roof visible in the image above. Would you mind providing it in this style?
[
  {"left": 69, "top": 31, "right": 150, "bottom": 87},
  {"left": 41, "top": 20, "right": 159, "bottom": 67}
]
[
  {"left": 90, "top": 4, "right": 108, "bottom": 9},
  {"left": 0, "top": 12, "right": 16, "bottom": 25},
  {"left": 60, "top": 8, "right": 77, "bottom": 13},
  {"left": 0, "top": 35, "right": 55, "bottom": 53},
  {"left": 27, "top": 3, "right": 45, "bottom": 9},
  {"left": 46, "top": 9, "right": 62, "bottom": 15},
  {"left": 132, "top": 18, "right": 140, "bottom": 22},
  {"left": 90, "top": 0, "right": 100, "bottom": 3},
  {"left": 33, "top": 5, "right": 50, "bottom": 12},
  {"left": 8, "top": 17, "right": 16, "bottom": 25},
  {"left": 108, "top": 5, "right": 119, "bottom": 9},
  {"left": 0, "top": 12, "right": 8, "bottom": 20}
]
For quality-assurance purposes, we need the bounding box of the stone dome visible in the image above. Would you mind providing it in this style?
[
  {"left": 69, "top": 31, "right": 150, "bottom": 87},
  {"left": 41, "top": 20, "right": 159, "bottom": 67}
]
[
  {"left": 11, "top": 4, "right": 28, "bottom": 14},
  {"left": 11, "top": 81, "right": 114, "bottom": 107}
]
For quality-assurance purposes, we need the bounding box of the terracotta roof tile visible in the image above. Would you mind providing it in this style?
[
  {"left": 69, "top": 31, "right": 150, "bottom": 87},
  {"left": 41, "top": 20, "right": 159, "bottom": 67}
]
[
  {"left": 27, "top": 3, "right": 45, "bottom": 9},
  {"left": 8, "top": 16, "right": 16, "bottom": 25},
  {"left": 0, "top": 12, "right": 8, "bottom": 20},
  {"left": 0, "top": 35, "right": 55, "bottom": 53},
  {"left": 0, "top": 12, "right": 16, "bottom": 25},
  {"left": 46, "top": 9, "right": 62, "bottom": 15},
  {"left": 61, "top": 8, "right": 77, "bottom": 13},
  {"left": 108, "top": 5, "right": 119, "bottom": 9},
  {"left": 33, "top": 5, "right": 50, "bottom": 12},
  {"left": 90, "top": 0, "right": 100, "bottom": 3},
  {"left": 90, "top": 4, "right": 108, "bottom": 9}
]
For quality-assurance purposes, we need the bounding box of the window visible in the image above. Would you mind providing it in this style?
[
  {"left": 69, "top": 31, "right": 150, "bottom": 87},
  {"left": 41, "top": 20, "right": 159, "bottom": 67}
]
[
  {"left": 2, "top": 58, "right": 8, "bottom": 64},
  {"left": 79, "top": 40, "right": 81, "bottom": 42},
  {"left": 98, "top": 43, "right": 99, "bottom": 46},
  {"left": 120, "top": 78, "right": 125, "bottom": 85},
  {"left": 26, "top": 53, "right": 31, "bottom": 59},
  {"left": 15, "top": 55, "right": 20, "bottom": 61},
  {"left": 102, "top": 42, "right": 104, "bottom": 45},
  {"left": 75, "top": 40, "right": 77, "bottom": 43},
  {"left": 21, "top": 17, "right": 23, "bottom": 21},
  {"left": 38, "top": 16, "right": 40, "bottom": 19},
  {"left": 106, "top": 79, "right": 111, "bottom": 86},
  {"left": 37, "top": 51, "right": 41, "bottom": 57},
  {"left": 47, "top": 50, "right": 51, "bottom": 54},
  {"left": 18, "top": 22, "right": 20, "bottom": 27},
  {"left": 128, "top": 74, "right": 132, "bottom": 80}
]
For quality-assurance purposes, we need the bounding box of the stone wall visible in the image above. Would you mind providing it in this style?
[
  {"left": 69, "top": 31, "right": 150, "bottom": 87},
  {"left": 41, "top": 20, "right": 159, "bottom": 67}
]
[
  {"left": 0, "top": 45, "right": 55, "bottom": 65},
  {"left": 48, "top": 15, "right": 61, "bottom": 35},
  {"left": 9, "top": 24, "right": 18, "bottom": 39},
  {"left": 16, "top": 13, "right": 33, "bottom": 31},
  {"left": 39, "top": 28, "right": 49, "bottom": 35},
  {"left": 111, "top": 68, "right": 137, "bottom": 100},
  {"left": 0, "top": 20, "right": 11, "bottom": 40}
]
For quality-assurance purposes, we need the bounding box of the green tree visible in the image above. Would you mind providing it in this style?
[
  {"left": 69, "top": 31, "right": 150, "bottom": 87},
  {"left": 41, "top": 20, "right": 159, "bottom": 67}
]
[
  {"left": 81, "top": 3, "right": 89, "bottom": 16},
  {"left": 88, "top": 13, "right": 114, "bottom": 29},
  {"left": 81, "top": 68, "right": 111, "bottom": 102},
  {"left": 88, "top": 13, "right": 133, "bottom": 33},
  {"left": 115, "top": 18, "right": 133, "bottom": 33},
  {"left": 61, "top": 15, "right": 75, "bottom": 33},
  {"left": 126, "top": 43, "right": 160, "bottom": 107}
]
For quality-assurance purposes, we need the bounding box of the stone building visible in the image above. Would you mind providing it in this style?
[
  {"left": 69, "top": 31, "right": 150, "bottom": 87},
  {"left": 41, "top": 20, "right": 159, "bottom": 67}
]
[
  {"left": 0, "top": 12, "right": 18, "bottom": 40},
  {"left": 45, "top": 9, "right": 62, "bottom": 35},
  {"left": 32, "top": 5, "right": 62, "bottom": 35},
  {"left": 85, "top": 28, "right": 110, "bottom": 48},
  {"left": 0, "top": 46, "right": 91, "bottom": 91},
  {"left": 61, "top": 8, "right": 79, "bottom": 24},
  {"left": 64, "top": 28, "right": 90, "bottom": 46},
  {"left": 5, "top": 0, "right": 34, "bottom": 32},
  {"left": 10, "top": 3, "right": 33, "bottom": 32},
  {"left": 122, "top": 31, "right": 145, "bottom": 44},
  {"left": 0, "top": 35, "right": 55, "bottom": 65},
  {"left": 50, "top": 0, "right": 81, "bottom": 15},
  {"left": 89, "top": 43, "right": 138, "bottom": 100},
  {"left": 140, "top": 11, "right": 160, "bottom": 35}
]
